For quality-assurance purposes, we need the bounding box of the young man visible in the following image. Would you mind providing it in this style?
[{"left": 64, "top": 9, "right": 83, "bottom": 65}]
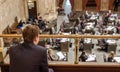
[{"left": 9, "top": 25, "right": 52, "bottom": 72}]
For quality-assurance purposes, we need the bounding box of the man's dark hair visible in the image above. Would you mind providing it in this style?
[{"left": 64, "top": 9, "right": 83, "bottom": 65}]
[{"left": 22, "top": 25, "right": 40, "bottom": 43}]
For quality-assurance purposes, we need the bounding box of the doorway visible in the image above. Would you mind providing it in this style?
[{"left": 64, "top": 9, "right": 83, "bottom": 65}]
[
  {"left": 86, "top": 0, "right": 97, "bottom": 11},
  {"left": 27, "top": 1, "right": 37, "bottom": 20},
  {"left": 86, "top": 0, "right": 96, "bottom": 7}
]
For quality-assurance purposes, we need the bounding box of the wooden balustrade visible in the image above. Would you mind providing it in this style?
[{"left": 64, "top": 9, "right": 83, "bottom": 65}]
[
  {"left": 1, "top": 62, "right": 120, "bottom": 72},
  {"left": 49, "top": 63, "right": 120, "bottom": 72},
  {"left": 0, "top": 34, "right": 120, "bottom": 72},
  {"left": 0, "top": 34, "right": 120, "bottom": 38}
]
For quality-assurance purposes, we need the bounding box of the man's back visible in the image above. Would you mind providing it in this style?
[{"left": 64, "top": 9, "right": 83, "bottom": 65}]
[{"left": 9, "top": 43, "right": 48, "bottom": 72}]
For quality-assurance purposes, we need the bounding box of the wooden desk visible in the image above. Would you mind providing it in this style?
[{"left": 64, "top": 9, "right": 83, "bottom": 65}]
[{"left": 1, "top": 63, "right": 120, "bottom": 72}]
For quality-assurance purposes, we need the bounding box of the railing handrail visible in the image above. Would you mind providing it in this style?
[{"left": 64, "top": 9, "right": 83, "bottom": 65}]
[
  {"left": 0, "top": 34, "right": 120, "bottom": 38},
  {"left": 0, "top": 34, "right": 120, "bottom": 64}
]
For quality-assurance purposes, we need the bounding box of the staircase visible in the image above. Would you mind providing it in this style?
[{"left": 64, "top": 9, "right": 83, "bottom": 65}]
[{"left": 86, "top": 0, "right": 96, "bottom": 7}]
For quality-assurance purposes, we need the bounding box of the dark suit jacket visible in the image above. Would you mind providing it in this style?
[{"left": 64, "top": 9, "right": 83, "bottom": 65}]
[{"left": 9, "top": 42, "right": 48, "bottom": 72}]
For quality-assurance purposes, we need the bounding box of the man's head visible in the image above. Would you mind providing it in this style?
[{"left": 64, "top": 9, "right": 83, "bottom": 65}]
[{"left": 22, "top": 25, "right": 40, "bottom": 45}]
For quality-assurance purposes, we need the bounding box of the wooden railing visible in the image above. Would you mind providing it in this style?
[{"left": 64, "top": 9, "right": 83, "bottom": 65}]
[
  {"left": 0, "top": 34, "right": 120, "bottom": 64},
  {"left": 0, "top": 34, "right": 120, "bottom": 72},
  {"left": 1, "top": 34, "right": 120, "bottom": 38},
  {"left": 1, "top": 62, "right": 120, "bottom": 72}
]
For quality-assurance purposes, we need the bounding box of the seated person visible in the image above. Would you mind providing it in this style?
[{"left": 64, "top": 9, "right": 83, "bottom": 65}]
[
  {"left": 79, "top": 39, "right": 84, "bottom": 51},
  {"left": 48, "top": 49, "right": 59, "bottom": 61},
  {"left": 79, "top": 51, "right": 88, "bottom": 62},
  {"left": 107, "top": 51, "right": 115, "bottom": 62},
  {"left": 17, "top": 20, "right": 24, "bottom": 29},
  {"left": 97, "top": 39, "right": 108, "bottom": 52},
  {"left": 38, "top": 19, "right": 46, "bottom": 30}
]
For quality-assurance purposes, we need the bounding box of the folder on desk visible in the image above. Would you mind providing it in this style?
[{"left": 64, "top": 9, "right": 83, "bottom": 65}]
[{"left": 56, "top": 52, "right": 65, "bottom": 60}]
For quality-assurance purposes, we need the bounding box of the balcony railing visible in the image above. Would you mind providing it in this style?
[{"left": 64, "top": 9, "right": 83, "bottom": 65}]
[{"left": 0, "top": 34, "right": 120, "bottom": 64}]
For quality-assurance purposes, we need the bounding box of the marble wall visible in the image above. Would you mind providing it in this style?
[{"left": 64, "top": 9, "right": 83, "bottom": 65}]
[
  {"left": 0, "top": 0, "right": 57, "bottom": 34},
  {"left": 100, "top": 0, "right": 109, "bottom": 11},
  {"left": 38, "top": 0, "right": 56, "bottom": 16},
  {"left": 0, "top": 0, "right": 25, "bottom": 34},
  {"left": 37, "top": 0, "right": 57, "bottom": 21}
]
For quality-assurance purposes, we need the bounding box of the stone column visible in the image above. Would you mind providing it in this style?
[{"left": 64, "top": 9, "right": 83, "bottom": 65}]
[
  {"left": 0, "top": 38, "right": 4, "bottom": 48},
  {"left": 74, "top": 0, "right": 82, "bottom": 11},
  {"left": 100, "top": 0, "right": 109, "bottom": 11},
  {"left": 37, "top": 0, "right": 45, "bottom": 16},
  {"left": 0, "top": 7, "right": 2, "bottom": 34},
  {"left": 19, "top": 0, "right": 26, "bottom": 20},
  {"left": 38, "top": 0, "right": 57, "bottom": 21},
  {"left": 24, "top": 0, "right": 29, "bottom": 19},
  {"left": 49, "top": 0, "right": 56, "bottom": 13},
  {"left": 53, "top": 0, "right": 57, "bottom": 13}
]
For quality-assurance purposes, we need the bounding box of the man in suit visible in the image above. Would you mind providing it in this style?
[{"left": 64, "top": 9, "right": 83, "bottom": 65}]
[
  {"left": 114, "top": 0, "right": 119, "bottom": 11},
  {"left": 9, "top": 25, "right": 53, "bottom": 72}
]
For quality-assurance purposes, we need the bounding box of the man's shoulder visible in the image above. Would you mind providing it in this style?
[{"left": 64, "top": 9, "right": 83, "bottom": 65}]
[
  {"left": 32, "top": 45, "right": 47, "bottom": 55},
  {"left": 10, "top": 44, "right": 22, "bottom": 48},
  {"left": 10, "top": 44, "right": 22, "bottom": 49},
  {"left": 34, "top": 45, "right": 47, "bottom": 51},
  {"left": 9, "top": 44, "right": 23, "bottom": 53},
  {"left": 9, "top": 43, "right": 47, "bottom": 53}
]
